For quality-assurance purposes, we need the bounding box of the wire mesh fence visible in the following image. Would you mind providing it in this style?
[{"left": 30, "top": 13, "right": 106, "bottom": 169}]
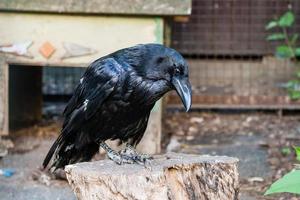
[
  {"left": 42, "top": 66, "right": 85, "bottom": 96},
  {"left": 42, "top": 66, "right": 85, "bottom": 119},
  {"left": 169, "top": 0, "right": 300, "bottom": 109},
  {"left": 172, "top": 0, "right": 300, "bottom": 56}
]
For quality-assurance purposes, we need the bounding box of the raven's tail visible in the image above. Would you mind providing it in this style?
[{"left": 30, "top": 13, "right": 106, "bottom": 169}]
[
  {"left": 43, "top": 133, "right": 99, "bottom": 170},
  {"left": 43, "top": 133, "right": 64, "bottom": 169}
]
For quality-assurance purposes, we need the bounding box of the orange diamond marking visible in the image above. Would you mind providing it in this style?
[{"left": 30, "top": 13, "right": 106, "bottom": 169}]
[{"left": 39, "top": 42, "right": 56, "bottom": 59}]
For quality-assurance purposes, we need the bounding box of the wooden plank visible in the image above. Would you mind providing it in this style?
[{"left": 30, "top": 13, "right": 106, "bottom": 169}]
[
  {"left": 167, "top": 94, "right": 300, "bottom": 109},
  {"left": 0, "top": 55, "right": 8, "bottom": 135},
  {"left": 0, "top": 0, "right": 192, "bottom": 16},
  {"left": 187, "top": 57, "right": 295, "bottom": 97},
  {"left": 0, "top": 13, "right": 163, "bottom": 64}
]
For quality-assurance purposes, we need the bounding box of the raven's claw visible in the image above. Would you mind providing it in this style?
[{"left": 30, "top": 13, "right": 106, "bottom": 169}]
[
  {"left": 120, "top": 144, "right": 153, "bottom": 167},
  {"left": 100, "top": 142, "right": 133, "bottom": 164},
  {"left": 100, "top": 142, "right": 153, "bottom": 166}
]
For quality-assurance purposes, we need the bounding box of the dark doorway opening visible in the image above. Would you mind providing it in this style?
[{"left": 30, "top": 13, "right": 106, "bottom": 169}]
[{"left": 9, "top": 65, "right": 85, "bottom": 131}]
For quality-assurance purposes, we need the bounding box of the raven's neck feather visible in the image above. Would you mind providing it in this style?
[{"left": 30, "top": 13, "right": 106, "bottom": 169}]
[{"left": 113, "top": 45, "right": 147, "bottom": 76}]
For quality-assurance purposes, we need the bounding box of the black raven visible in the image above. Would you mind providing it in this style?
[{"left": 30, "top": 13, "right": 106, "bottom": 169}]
[{"left": 43, "top": 44, "right": 191, "bottom": 170}]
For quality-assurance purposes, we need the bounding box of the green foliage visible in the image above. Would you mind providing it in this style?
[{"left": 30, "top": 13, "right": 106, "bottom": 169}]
[
  {"left": 266, "top": 11, "right": 295, "bottom": 30},
  {"left": 281, "top": 147, "right": 291, "bottom": 156},
  {"left": 265, "top": 170, "right": 300, "bottom": 195},
  {"left": 265, "top": 147, "right": 300, "bottom": 196},
  {"left": 276, "top": 45, "right": 294, "bottom": 58},
  {"left": 278, "top": 11, "right": 295, "bottom": 27},
  {"left": 266, "top": 11, "right": 300, "bottom": 100},
  {"left": 295, "top": 48, "right": 300, "bottom": 56},
  {"left": 294, "top": 146, "right": 300, "bottom": 161},
  {"left": 266, "top": 21, "right": 278, "bottom": 30},
  {"left": 266, "top": 12, "right": 300, "bottom": 195},
  {"left": 266, "top": 11, "right": 296, "bottom": 60},
  {"left": 291, "top": 34, "right": 299, "bottom": 45},
  {"left": 296, "top": 71, "right": 300, "bottom": 78},
  {"left": 289, "top": 90, "right": 300, "bottom": 100},
  {"left": 286, "top": 80, "right": 300, "bottom": 100},
  {"left": 267, "top": 33, "right": 286, "bottom": 41}
]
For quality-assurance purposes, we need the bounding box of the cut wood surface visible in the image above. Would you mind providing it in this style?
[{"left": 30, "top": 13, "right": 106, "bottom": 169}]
[{"left": 65, "top": 153, "right": 239, "bottom": 200}]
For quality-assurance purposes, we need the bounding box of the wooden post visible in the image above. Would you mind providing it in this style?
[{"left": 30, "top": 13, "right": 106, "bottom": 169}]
[
  {"left": 136, "top": 101, "right": 162, "bottom": 154},
  {"left": 0, "top": 56, "right": 8, "bottom": 136},
  {"left": 65, "top": 153, "right": 239, "bottom": 200}
]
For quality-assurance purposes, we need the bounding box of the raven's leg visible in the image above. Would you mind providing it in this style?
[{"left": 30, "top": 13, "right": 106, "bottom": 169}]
[
  {"left": 119, "top": 143, "right": 153, "bottom": 165},
  {"left": 100, "top": 142, "right": 134, "bottom": 164}
]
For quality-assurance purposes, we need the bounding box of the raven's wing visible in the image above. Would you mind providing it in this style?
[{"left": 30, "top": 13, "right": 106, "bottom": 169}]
[
  {"left": 62, "top": 57, "right": 122, "bottom": 132},
  {"left": 43, "top": 57, "right": 123, "bottom": 169}
]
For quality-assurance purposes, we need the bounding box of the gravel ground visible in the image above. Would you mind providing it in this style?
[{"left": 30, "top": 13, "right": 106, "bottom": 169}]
[
  {"left": 163, "top": 111, "right": 300, "bottom": 200},
  {"left": 0, "top": 125, "right": 75, "bottom": 200}
]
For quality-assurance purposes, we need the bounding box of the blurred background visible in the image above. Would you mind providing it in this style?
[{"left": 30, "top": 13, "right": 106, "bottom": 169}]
[{"left": 1, "top": 0, "right": 300, "bottom": 199}]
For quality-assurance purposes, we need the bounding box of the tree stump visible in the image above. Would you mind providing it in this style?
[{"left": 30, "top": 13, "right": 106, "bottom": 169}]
[{"left": 65, "top": 153, "right": 239, "bottom": 200}]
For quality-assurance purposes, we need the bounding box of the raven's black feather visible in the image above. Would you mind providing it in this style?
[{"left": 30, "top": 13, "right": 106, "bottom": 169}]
[{"left": 43, "top": 44, "right": 191, "bottom": 170}]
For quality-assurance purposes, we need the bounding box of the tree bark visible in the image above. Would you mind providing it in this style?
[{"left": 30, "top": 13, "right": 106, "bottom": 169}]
[{"left": 65, "top": 153, "right": 239, "bottom": 200}]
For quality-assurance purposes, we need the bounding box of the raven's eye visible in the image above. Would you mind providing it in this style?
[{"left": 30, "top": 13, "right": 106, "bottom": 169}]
[
  {"left": 156, "top": 57, "right": 164, "bottom": 64},
  {"left": 174, "top": 68, "right": 181, "bottom": 75}
]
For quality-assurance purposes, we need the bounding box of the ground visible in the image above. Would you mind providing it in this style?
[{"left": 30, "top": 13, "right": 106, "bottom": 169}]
[
  {"left": 0, "top": 124, "right": 75, "bottom": 200},
  {"left": 164, "top": 111, "right": 300, "bottom": 200},
  {"left": 0, "top": 111, "right": 300, "bottom": 200}
]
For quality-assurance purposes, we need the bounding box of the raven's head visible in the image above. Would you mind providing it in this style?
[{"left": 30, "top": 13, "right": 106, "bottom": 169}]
[{"left": 141, "top": 44, "right": 192, "bottom": 111}]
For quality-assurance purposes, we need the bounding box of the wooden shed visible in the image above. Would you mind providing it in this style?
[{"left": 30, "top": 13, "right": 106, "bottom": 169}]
[{"left": 0, "top": 0, "right": 192, "bottom": 154}]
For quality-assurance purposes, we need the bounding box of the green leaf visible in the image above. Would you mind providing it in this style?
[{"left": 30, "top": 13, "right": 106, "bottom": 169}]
[
  {"left": 294, "top": 146, "right": 300, "bottom": 161},
  {"left": 276, "top": 45, "right": 294, "bottom": 58},
  {"left": 296, "top": 71, "right": 300, "bottom": 79},
  {"left": 265, "top": 170, "right": 300, "bottom": 195},
  {"left": 267, "top": 33, "right": 286, "bottom": 41},
  {"left": 278, "top": 11, "right": 295, "bottom": 27},
  {"left": 286, "top": 80, "right": 298, "bottom": 88},
  {"left": 281, "top": 147, "right": 291, "bottom": 156},
  {"left": 266, "top": 21, "right": 278, "bottom": 30},
  {"left": 291, "top": 34, "right": 299, "bottom": 44},
  {"left": 289, "top": 90, "right": 300, "bottom": 100},
  {"left": 295, "top": 48, "right": 300, "bottom": 56}
]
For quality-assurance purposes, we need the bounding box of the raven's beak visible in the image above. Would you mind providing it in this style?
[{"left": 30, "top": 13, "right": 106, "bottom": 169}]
[{"left": 172, "top": 77, "right": 192, "bottom": 112}]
